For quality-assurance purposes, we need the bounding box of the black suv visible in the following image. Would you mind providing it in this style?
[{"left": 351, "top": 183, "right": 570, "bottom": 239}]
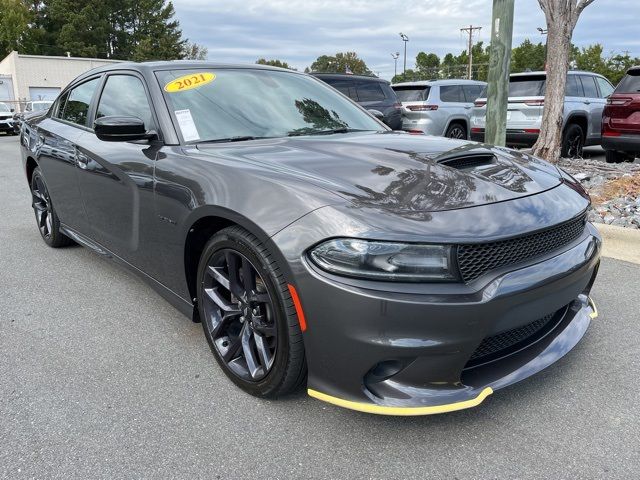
[{"left": 311, "top": 73, "right": 403, "bottom": 130}]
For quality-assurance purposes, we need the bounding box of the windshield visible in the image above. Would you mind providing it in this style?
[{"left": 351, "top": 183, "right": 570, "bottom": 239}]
[
  {"left": 32, "top": 102, "right": 53, "bottom": 112},
  {"left": 0, "top": 103, "right": 10, "bottom": 113},
  {"left": 616, "top": 70, "right": 640, "bottom": 93},
  {"left": 157, "top": 68, "right": 384, "bottom": 143},
  {"left": 508, "top": 75, "right": 546, "bottom": 97},
  {"left": 393, "top": 86, "right": 430, "bottom": 102}
]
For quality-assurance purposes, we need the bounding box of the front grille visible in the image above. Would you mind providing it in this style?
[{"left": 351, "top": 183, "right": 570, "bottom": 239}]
[
  {"left": 467, "top": 309, "right": 563, "bottom": 365},
  {"left": 457, "top": 213, "right": 587, "bottom": 283}
]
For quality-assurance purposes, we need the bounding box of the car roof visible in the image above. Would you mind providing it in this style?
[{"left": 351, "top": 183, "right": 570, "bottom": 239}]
[
  {"left": 310, "top": 72, "right": 389, "bottom": 84},
  {"left": 391, "top": 79, "right": 486, "bottom": 87},
  {"left": 69, "top": 61, "right": 307, "bottom": 86},
  {"left": 510, "top": 70, "right": 604, "bottom": 78}
]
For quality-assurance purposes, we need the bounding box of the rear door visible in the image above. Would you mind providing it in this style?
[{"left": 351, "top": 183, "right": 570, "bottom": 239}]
[
  {"left": 74, "top": 72, "right": 161, "bottom": 269},
  {"left": 578, "top": 74, "right": 607, "bottom": 142}
]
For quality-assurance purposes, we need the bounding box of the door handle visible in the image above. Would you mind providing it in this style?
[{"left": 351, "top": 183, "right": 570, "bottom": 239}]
[{"left": 583, "top": 101, "right": 591, "bottom": 105}]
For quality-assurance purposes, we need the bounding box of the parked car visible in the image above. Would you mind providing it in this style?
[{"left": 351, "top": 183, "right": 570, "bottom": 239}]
[
  {"left": 0, "top": 102, "right": 17, "bottom": 135},
  {"left": 21, "top": 62, "right": 600, "bottom": 415},
  {"left": 13, "top": 100, "right": 54, "bottom": 134},
  {"left": 470, "top": 71, "right": 614, "bottom": 158},
  {"left": 311, "top": 73, "right": 403, "bottom": 130},
  {"left": 392, "top": 79, "right": 486, "bottom": 139},
  {"left": 602, "top": 66, "right": 640, "bottom": 163}
]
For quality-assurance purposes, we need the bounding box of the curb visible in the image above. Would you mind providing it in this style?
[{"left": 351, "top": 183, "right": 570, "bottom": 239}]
[{"left": 595, "top": 223, "right": 640, "bottom": 265}]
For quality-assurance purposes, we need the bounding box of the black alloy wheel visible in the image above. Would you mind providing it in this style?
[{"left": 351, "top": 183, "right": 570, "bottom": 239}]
[
  {"left": 446, "top": 123, "right": 467, "bottom": 140},
  {"left": 197, "top": 226, "right": 306, "bottom": 397},
  {"left": 30, "top": 168, "right": 73, "bottom": 248},
  {"left": 202, "top": 248, "right": 277, "bottom": 381},
  {"left": 561, "top": 124, "right": 585, "bottom": 159}
]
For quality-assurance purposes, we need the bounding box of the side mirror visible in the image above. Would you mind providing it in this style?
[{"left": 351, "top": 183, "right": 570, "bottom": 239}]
[
  {"left": 94, "top": 116, "right": 153, "bottom": 142},
  {"left": 368, "top": 109, "right": 385, "bottom": 121},
  {"left": 10, "top": 108, "right": 14, "bottom": 113}
]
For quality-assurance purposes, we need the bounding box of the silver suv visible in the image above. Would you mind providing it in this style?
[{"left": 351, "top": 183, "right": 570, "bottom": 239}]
[
  {"left": 392, "top": 79, "right": 486, "bottom": 139},
  {"left": 470, "top": 70, "right": 614, "bottom": 158}
]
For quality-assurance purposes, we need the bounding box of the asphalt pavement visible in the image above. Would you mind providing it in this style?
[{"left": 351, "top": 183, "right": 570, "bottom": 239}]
[{"left": 1, "top": 134, "right": 638, "bottom": 479}]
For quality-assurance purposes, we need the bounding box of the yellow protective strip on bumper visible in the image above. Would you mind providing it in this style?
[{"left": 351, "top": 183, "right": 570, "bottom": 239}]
[
  {"left": 588, "top": 297, "right": 598, "bottom": 319},
  {"left": 308, "top": 387, "right": 493, "bottom": 416}
]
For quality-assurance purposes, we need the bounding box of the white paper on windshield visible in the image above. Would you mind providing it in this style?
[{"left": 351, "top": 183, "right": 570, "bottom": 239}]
[{"left": 175, "top": 109, "right": 200, "bottom": 142}]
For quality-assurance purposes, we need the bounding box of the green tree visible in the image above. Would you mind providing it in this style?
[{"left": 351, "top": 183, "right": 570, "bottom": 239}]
[
  {"left": 309, "top": 52, "right": 371, "bottom": 75},
  {"left": 574, "top": 44, "right": 608, "bottom": 77},
  {"left": 256, "top": 58, "right": 296, "bottom": 70},
  {"left": 0, "top": 0, "right": 31, "bottom": 58},
  {"left": 415, "top": 52, "right": 440, "bottom": 78},
  {"left": 391, "top": 69, "right": 418, "bottom": 83},
  {"left": 130, "top": 0, "right": 184, "bottom": 61},
  {"left": 182, "top": 42, "right": 208, "bottom": 60},
  {"left": 511, "top": 39, "right": 546, "bottom": 73}
]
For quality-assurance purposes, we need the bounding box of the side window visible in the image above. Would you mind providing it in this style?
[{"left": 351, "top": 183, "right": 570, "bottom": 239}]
[
  {"left": 96, "top": 75, "right": 154, "bottom": 129},
  {"left": 60, "top": 78, "right": 100, "bottom": 126},
  {"left": 357, "top": 82, "right": 386, "bottom": 102},
  {"left": 579, "top": 75, "right": 599, "bottom": 99},
  {"left": 324, "top": 79, "right": 358, "bottom": 101},
  {"left": 595, "top": 77, "right": 614, "bottom": 98},
  {"left": 565, "top": 75, "right": 583, "bottom": 97},
  {"left": 440, "top": 85, "right": 464, "bottom": 102},
  {"left": 462, "top": 85, "right": 483, "bottom": 102}
]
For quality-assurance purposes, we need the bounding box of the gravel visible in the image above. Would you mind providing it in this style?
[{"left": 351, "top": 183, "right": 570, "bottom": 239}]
[{"left": 556, "top": 157, "right": 640, "bottom": 229}]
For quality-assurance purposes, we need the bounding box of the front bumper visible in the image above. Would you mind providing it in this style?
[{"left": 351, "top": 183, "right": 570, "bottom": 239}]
[
  {"left": 277, "top": 218, "right": 601, "bottom": 415},
  {"left": 0, "top": 120, "right": 15, "bottom": 132}
]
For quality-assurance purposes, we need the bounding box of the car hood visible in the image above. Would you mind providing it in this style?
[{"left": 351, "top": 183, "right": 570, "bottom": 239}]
[{"left": 197, "top": 132, "right": 562, "bottom": 214}]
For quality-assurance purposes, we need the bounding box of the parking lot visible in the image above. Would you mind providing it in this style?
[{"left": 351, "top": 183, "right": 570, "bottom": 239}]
[{"left": 0, "top": 133, "right": 638, "bottom": 479}]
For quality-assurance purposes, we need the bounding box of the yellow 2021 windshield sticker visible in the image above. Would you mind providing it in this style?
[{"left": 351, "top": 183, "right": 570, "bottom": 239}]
[{"left": 164, "top": 72, "right": 216, "bottom": 93}]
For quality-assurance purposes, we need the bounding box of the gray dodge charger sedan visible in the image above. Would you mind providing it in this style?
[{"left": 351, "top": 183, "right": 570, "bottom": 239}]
[{"left": 20, "top": 62, "right": 600, "bottom": 415}]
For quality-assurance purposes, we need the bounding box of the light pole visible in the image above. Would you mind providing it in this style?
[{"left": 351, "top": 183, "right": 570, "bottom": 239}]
[
  {"left": 391, "top": 52, "right": 400, "bottom": 78},
  {"left": 537, "top": 27, "right": 548, "bottom": 69},
  {"left": 399, "top": 33, "right": 409, "bottom": 75}
]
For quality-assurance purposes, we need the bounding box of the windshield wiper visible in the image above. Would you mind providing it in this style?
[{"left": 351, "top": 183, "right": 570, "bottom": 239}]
[
  {"left": 287, "top": 128, "right": 377, "bottom": 137},
  {"left": 197, "top": 136, "right": 270, "bottom": 144}
]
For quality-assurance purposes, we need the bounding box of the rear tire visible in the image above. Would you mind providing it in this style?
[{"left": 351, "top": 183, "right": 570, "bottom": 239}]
[
  {"left": 197, "top": 226, "right": 306, "bottom": 398},
  {"left": 605, "top": 150, "right": 634, "bottom": 163},
  {"left": 561, "top": 124, "right": 585, "bottom": 159},
  {"left": 445, "top": 122, "right": 468, "bottom": 140},
  {"left": 30, "top": 168, "right": 74, "bottom": 248}
]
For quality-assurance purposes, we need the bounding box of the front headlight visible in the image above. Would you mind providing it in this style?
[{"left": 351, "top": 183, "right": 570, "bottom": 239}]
[{"left": 308, "top": 238, "right": 457, "bottom": 282}]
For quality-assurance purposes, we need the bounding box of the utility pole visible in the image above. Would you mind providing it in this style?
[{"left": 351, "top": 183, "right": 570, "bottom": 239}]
[
  {"left": 391, "top": 52, "right": 400, "bottom": 78},
  {"left": 537, "top": 27, "right": 548, "bottom": 69},
  {"left": 399, "top": 33, "right": 409, "bottom": 75},
  {"left": 460, "top": 25, "right": 482, "bottom": 79},
  {"left": 485, "top": 0, "right": 515, "bottom": 146}
]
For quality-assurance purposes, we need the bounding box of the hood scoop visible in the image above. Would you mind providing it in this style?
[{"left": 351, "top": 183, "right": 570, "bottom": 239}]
[{"left": 438, "top": 153, "right": 496, "bottom": 170}]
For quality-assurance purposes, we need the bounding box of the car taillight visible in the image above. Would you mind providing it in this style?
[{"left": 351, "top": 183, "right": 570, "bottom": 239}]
[
  {"left": 474, "top": 100, "right": 486, "bottom": 107},
  {"left": 407, "top": 129, "right": 425, "bottom": 134},
  {"left": 607, "top": 97, "right": 632, "bottom": 106},
  {"left": 406, "top": 105, "right": 438, "bottom": 111},
  {"left": 524, "top": 100, "right": 545, "bottom": 106}
]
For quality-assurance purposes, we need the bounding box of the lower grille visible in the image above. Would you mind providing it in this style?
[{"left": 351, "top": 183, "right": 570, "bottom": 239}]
[
  {"left": 457, "top": 213, "right": 587, "bottom": 283},
  {"left": 467, "top": 308, "right": 566, "bottom": 366}
]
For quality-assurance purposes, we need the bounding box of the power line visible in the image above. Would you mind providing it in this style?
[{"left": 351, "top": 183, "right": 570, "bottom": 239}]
[{"left": 460, "top": 25, "right": 482, "bottom": 79}]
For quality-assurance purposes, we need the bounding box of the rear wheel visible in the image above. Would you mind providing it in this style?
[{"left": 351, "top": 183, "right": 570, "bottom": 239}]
[
  {"left": 561, "top": 124, "right": 585, "bottom": 159},
  {"left": 605, "top": 150, "right": 634, "bottom": 163},
  {"left": 30, "top": 168, "right": 74, "bottom": 248},
  {"left": 445, "top": 122, "right": 467, "bottom": 140},
  {"left": 197, "top": 226, "right": 306, "bottom": 397}
]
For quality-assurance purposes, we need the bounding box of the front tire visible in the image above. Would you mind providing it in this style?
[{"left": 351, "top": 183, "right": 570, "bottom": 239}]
[
  {"left": 30, "top": 168, "right": 74, "bottom": 248},
  {"left": 197, "top": 226, "right": 306, "bottom": 398},
  {"left": 561, "top": 124, "right": 585, "bottom": 159}
]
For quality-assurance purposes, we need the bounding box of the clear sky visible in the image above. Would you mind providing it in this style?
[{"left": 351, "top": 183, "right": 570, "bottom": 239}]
[{"left": 172, "top": 0, "right": 639, "bottom": 80}]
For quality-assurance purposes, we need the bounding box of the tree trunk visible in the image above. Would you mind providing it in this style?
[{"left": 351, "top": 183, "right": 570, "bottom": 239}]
[{"left": 532, "top": 0, "right": 596, "bottom": 162}]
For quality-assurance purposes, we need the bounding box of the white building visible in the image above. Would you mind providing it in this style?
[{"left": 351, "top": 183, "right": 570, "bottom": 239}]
[{"left": 0, "top": 51, "right": 121, "bottom": 112}]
